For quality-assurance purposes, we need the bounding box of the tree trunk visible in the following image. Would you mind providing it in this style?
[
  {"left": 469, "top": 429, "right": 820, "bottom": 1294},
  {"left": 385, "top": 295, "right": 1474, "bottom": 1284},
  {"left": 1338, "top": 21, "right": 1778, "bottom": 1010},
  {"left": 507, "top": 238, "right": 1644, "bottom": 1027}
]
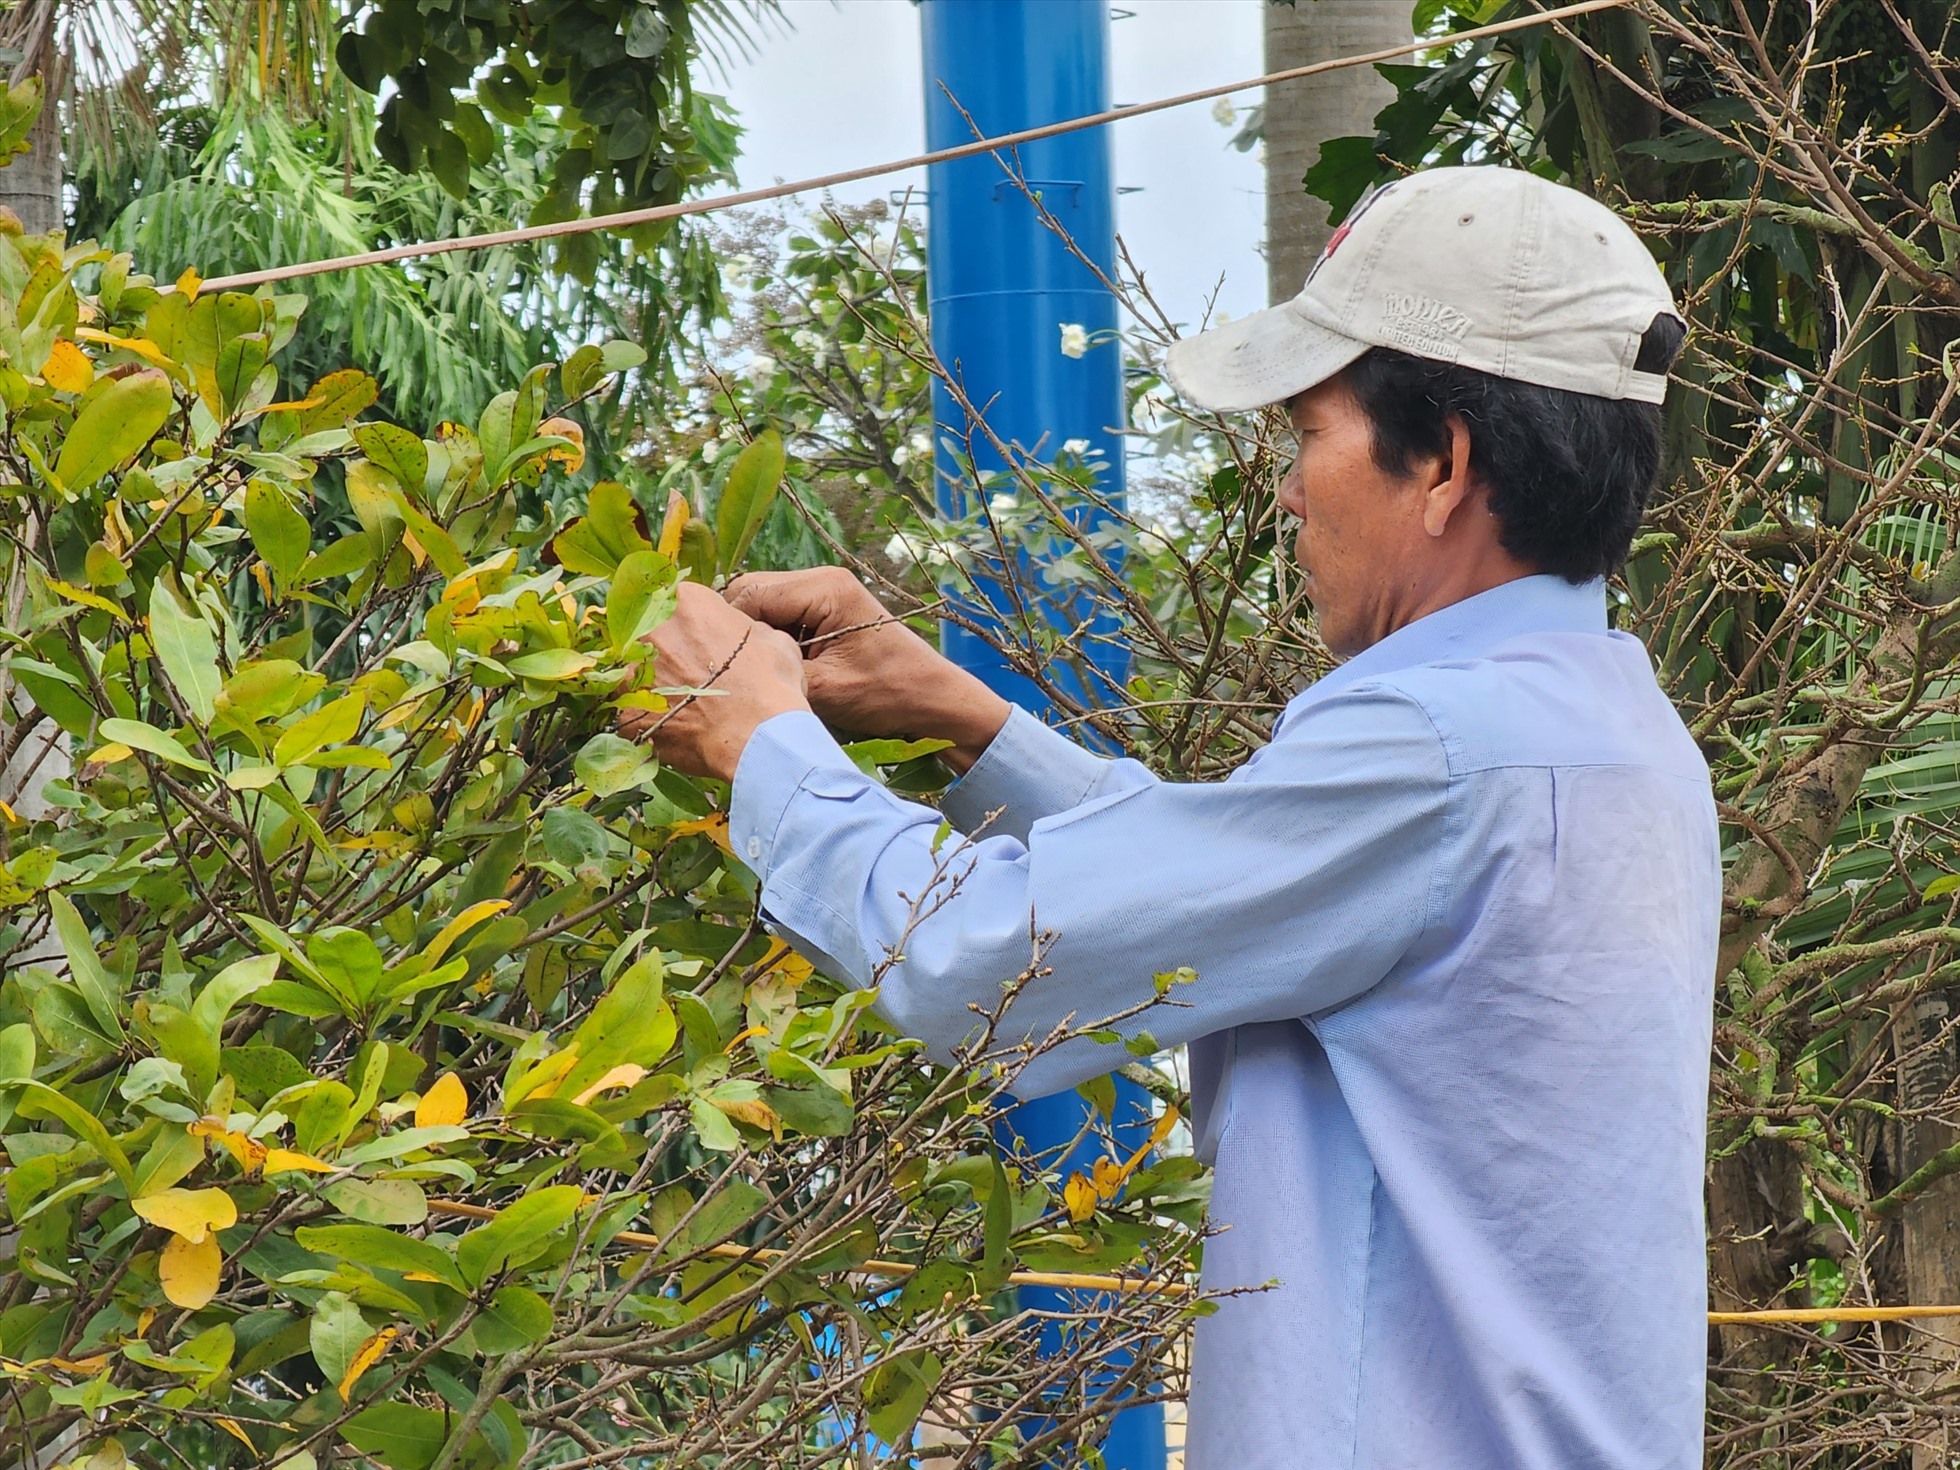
[
  {"left": 1897, "top": 996, "right": 1960, "bottom": 1468},
  {"left": 0, "top": 54, "right": 67, "bottom": 967},
  {"left": 1261, "top": 0, "right": 1408, "bottom": 305},
  {"left": 0, "top": 92, "right": 60, "bottom": 235}
]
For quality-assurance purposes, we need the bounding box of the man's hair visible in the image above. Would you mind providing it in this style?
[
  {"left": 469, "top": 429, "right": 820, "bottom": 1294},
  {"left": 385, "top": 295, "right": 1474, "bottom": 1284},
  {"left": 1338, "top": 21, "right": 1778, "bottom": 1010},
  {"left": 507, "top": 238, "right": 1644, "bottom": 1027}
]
[{"left": 1338, "top": 314, "right": 1686, "bottom": 583}]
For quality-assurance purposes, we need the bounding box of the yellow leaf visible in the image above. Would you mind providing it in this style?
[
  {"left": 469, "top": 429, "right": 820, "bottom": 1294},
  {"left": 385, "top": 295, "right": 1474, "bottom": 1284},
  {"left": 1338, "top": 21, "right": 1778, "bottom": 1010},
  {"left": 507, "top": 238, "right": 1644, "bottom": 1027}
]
[
  {"left": 0, "top": 801, "right": 17, "bottom": 824},
  {"left": 570, "top": 1063, "right": 647, "bottom": 1106},
  {"left": 159, "top": 1232, "right": 221, "bottom": 1308},
  {"left": 262, "top": 1148, "right": 336, "bottom": 1175},
  {"left": 260, "top": 392, "right": 325, "bottom": 415},
  {"left": 414, "top": 1072, "right": 468, "bottom": 1130},
  {"left": 175, "top": 266, "right": 203, "bottom": 302},
  {"left": 337, "top": 1326, "right": 398, "bottom": 1402},
  {"left": 656, "top": 489, "right": 689, "bottom": 560},
  {"left": 401, "top": 1271, "right": 445, "bottom": 1284},
  {"left": 251, "top": 561, "right": 275, "bottom": 603},
  {"left": 711, "top": 1096, "right": 779, "bottom": 1133},
  {"left": 85, "top": 742, "right": 134, "bottom": 767},
  {"left": 1113, "top": 1106, "right": 1181, "bottom": 1186},
  {"left": 1063, "top": 1173, "right": 1099, "bottom": 1224},
  {"left": 47, "top": 577, "right": 124, "bottom": 616},
  {"left": 1091, "top": 1155, "right": 1124, "bottom": 1203},
  {"left": 43, "top": 338, "right": 94, "bottom": 394},
  {"left": 538, "top": 417, "right": 586, "bottom": 473},
  {"left": 189, "top": 1118, "right": 266, "bottom": 1174},
  {"left": 754, "top": 939, "right": 813, "bottom": 989},
  {"left": 135, "top": 1307, "right": 156, "bottom": 1336},
  {"left": 216, "top": 1418, "right": 255, "bottom": 1451},
  {"left": 132, "top": 1186, "right": 237, "bottom": 1244},
  {"left": 671, "top": 812, "right": 731, "bottom": 853},
  {"left": 425, "top": 899, "right": 510, "bottom": 967},
  {"left": 50, "top": 1353, "right": 111, "bottom": 1373},
  {"left": 74, "top": 327, "right": 175, "bottom": 370},
  {"left": 511, "top": 1043, "right": 580, "bottom": 1103}
]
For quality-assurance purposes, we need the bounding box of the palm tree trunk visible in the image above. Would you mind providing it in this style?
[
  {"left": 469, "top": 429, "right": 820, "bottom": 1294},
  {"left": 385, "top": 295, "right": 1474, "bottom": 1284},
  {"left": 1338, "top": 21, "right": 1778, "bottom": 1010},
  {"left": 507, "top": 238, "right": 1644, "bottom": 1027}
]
[
  {"left": 0, "top": 23, "right": 69, "bottom": 968},
  {"left": 1262, "top": 0, "right": 1408, "bottom": 305}
]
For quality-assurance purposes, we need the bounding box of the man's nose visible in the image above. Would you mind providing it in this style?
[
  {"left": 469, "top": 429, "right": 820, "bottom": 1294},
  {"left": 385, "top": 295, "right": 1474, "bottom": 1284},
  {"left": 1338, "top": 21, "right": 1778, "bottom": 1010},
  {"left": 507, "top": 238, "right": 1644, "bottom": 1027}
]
[{"left": 1276, "top": 456, "right": 1306, "bottom": 517}]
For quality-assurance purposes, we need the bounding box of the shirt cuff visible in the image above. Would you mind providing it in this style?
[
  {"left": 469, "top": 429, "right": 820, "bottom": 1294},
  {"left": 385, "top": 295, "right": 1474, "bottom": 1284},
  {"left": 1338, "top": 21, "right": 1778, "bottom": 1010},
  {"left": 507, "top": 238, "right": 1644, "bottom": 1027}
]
[
  {"left": 939, "top": 704, "right": 1111, "bottom": 842},
  {"left": 728, "top": 710, "right": 865, "bottom": 881}
]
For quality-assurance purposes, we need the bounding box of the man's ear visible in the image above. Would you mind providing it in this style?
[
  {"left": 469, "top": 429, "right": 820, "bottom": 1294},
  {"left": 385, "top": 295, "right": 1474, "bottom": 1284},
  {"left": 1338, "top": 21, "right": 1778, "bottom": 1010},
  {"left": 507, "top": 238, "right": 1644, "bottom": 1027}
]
[{"left": 1420, "top": 414, "right": 1477, "bottom": 538}]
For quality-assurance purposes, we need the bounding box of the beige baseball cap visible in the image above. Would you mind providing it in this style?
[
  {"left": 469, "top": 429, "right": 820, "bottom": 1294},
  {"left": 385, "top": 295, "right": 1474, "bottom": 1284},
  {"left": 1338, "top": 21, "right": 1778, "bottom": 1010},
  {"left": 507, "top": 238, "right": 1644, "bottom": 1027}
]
[{"left": 1165, "top": 166, "right": 1682, "bottom": 412}]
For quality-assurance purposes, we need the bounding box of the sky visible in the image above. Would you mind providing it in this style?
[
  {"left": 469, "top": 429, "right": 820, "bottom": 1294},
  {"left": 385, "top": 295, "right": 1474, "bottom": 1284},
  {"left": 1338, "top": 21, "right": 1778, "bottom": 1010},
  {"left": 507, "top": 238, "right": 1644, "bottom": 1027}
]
[{"left": 709, "top": 0, "right": 1270, "bottom": 331}]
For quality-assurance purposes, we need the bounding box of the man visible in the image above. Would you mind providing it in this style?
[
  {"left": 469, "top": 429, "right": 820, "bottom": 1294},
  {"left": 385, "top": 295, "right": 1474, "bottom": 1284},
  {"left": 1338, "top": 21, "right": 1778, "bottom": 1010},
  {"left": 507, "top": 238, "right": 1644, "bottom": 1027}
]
[{"left": 625, "top": 167, "right": 1720, "bottom": 1469}]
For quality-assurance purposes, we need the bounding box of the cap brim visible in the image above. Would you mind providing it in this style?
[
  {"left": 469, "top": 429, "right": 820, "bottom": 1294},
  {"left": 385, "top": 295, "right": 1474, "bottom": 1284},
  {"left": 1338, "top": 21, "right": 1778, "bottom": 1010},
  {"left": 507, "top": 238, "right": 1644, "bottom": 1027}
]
[{"left": 1164, "top": 302, "right": 1370, "bottom": 413}]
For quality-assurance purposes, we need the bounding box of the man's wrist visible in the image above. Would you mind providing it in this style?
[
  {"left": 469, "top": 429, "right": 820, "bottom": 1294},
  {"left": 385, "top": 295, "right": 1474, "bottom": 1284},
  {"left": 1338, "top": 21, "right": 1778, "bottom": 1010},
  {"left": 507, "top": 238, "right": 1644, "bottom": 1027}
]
[{"left": 922, "top": 678, "right": 1012, "bottom": 776}]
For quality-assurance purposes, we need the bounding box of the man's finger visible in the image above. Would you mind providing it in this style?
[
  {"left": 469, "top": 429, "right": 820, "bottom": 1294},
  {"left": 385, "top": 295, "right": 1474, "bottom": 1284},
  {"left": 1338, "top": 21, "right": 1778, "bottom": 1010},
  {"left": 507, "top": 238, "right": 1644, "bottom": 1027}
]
[{"left": 725, "top": 568, "right": 856, "bottom": 635}]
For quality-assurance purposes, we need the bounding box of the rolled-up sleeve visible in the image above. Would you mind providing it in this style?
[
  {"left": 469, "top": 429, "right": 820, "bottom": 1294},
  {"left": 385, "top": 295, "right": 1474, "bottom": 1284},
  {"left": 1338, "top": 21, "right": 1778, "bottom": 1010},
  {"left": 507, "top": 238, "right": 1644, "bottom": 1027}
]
[{"left": 728, "top": 688, "right": 1448, "bottom": 1098}]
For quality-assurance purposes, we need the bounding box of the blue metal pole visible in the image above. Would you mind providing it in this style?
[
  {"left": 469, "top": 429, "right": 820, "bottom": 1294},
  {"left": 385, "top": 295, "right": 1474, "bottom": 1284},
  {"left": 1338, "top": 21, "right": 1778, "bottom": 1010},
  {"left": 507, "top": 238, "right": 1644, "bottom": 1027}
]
[{"left": 920, "top": 6, "right": 1165, "bottom": 1468}]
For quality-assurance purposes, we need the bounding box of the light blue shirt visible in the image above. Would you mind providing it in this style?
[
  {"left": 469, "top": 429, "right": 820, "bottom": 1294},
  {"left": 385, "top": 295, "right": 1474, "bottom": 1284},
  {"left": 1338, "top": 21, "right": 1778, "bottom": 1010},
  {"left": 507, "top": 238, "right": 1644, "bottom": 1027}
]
[{"left": 730, "top": 574, "right": 1720, "bottom": 1469}]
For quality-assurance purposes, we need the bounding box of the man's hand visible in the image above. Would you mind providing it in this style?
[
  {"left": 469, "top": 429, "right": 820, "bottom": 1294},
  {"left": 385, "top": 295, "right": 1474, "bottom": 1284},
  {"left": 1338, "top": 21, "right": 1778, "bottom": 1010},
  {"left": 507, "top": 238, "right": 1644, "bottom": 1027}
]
[
  {"left": 726, "top": 567, "right": 1010, "bottom": 774},
  {"left": 618, "top": 582, "right": 809, "bottom": 782}
]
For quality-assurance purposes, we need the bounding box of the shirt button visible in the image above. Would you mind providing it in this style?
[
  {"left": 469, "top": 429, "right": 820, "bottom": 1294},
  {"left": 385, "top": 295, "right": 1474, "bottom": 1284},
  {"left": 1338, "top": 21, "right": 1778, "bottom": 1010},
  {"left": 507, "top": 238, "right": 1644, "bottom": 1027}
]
[{"left": 745, "top": 836, "right": 762, "bottom": 860}]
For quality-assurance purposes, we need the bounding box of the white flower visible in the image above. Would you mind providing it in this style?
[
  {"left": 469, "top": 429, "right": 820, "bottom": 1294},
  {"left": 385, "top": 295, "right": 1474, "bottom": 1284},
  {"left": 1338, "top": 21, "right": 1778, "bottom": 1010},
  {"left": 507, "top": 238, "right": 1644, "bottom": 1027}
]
[
  {"left": 1058, "top": 322, "right": 1089, "bottom": 359},
  {"left": 892, "top": 443, "right": 912, "bottom": 468},
  {"left": 1061, "top": 438, "right": 1091, "bottom": 457},
  {"left": 701, "top": 437, "right": 722, "bottom": 465},
  {"left": 988, "top": 493, "right": 1019, "bottom": 514},
  {"left": 791, "top": 327, "right": 822, "bottom": 353},
  {"left": 727, "top": 252, "right": 758, "bottom": 289},
  {"left": 908, "top": 430, "right": 932, "bottom": 458},
  {"left": 744, "top": 354, "right": 776, "bottom": 387},
  {"left": 883, "top": 531, "right": 919, "bottom": 564},
  {"left": 1211, "top": 97, "right": 1237, "bottom": 128}
]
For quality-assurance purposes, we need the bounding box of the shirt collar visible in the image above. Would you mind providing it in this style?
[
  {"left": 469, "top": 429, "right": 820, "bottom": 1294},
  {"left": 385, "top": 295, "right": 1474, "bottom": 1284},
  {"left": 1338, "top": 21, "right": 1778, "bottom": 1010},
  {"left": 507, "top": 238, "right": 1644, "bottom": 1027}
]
[{"left": 1301, "top": 574, "right": 1609, "bottom": 705}]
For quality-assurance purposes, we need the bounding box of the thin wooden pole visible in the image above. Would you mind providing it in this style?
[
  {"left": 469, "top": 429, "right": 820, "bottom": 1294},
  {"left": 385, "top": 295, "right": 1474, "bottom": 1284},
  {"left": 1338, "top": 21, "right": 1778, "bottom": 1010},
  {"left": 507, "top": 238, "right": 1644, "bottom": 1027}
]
[
  {"left": 425, "top": 1198, "right": 1191, "bottom": 1298},
  {"left": 192, "top": 0, "right": 1630, "bottom": 295}
]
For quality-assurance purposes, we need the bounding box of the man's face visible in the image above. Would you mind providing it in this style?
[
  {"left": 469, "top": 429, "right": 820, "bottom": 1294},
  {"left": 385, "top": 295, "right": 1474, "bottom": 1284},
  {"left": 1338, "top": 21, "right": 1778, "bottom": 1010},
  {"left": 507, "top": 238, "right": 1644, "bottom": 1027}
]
[{"left": 1274, "top": 376, "right": 1428, "bottom": 657}]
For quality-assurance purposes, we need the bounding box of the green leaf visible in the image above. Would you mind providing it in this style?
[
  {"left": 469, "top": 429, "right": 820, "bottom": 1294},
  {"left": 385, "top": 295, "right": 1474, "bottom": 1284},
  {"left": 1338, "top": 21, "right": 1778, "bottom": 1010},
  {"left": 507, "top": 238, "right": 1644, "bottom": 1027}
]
[
  {"left": 244, "top": 481, "right": 311, "bottom": 584},
  {"left": 309, "top": 1290, "right": 368, "bottom": 1390},
  {"left": 218, "top": 659, "right": 321, "bottom": 724},
  {"left": 354, "top": 423, "right": 429, "bottom": 496},
  {"left": 552, "top": 480, "right": 652, "bottom": 577},
  {"left": 557, "top": 956, "right": 676, "bottom": 1103},
  {"left": 97, "top": 717, "right": 214, "bottom": 774},
  {"left": 323, "top": 1178, "right": 428, "bottom": 1225},
  {"left": 455, "top": 1184, "right": 584, "bottom": 1288},
  {"left": 715, "top": 430, "right": 785, "bottom": 576},
  {"left": 274, "top": 692, "right": 365, "bottom": 767},
  {"left": 540, "top": 806, "right": 609, "bottom": 870},
  {"left": 307, "top": 928, "right": 386, "bottom": 1009},
  {"left": 574, "top": 733, "right": 657, "bottom": 797},
  {"left": 604, "top": 548, "right": 677, "bottom": 653},
  {"left": 286, "top": 368, "right": 379, "bottom": 437},
  {"left": 295, "top": 1225, "right": 464, "bottom": 1289},
  {"left": 0, "top": 77, "right": 45, "bottom": 161},
  {"left": 841, "top": 737, "right": 955, "bottom": 774},
  {"left": 560, "top": 345, "right": 605, "bottom": 399},
  {"left": 865, "top": 1349, "right": 943, "bottom": 1445},
  {"left": 341, "top": 1402, "right": 447, "bottom": 1470},
  {"left": 505, "top": 648, "right": 595, "bottom": 681},
  {"left": 10, "top": 1079, "right": 136, "bottom": 1196},
  {"left": 148, "top": 576, "right": 221, "bottom": 724},
  {"left": 0, "top": 1022, "right": 35, "bottom": 1130},
  {"left": 689, "top": 1095, "right": 741, "bottom": 1152},
  {"left": 54, "top": 369, "right": 173, "bottom": 487},
  {"left": 46, "top": 892, "right": 127, "bottom": 1043},
  {"left": 469, "top": 1284, "right": 554, "bottom": 1354}
]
